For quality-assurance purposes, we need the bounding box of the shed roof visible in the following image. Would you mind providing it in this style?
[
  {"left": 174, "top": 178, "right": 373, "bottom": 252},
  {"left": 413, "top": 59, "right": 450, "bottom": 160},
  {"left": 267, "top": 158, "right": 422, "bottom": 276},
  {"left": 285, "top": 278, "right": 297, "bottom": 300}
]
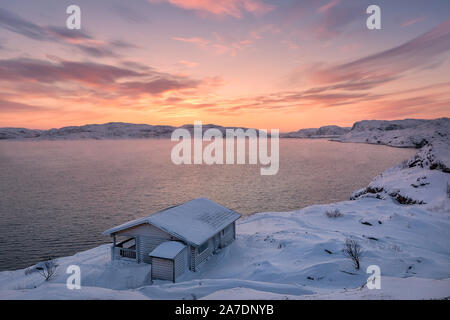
[
  {"left": 102, "top": 197, "right": 241, "bottom": 246},
  {"left": 149, "top": 241, "right": 186, "bottom": 259}
]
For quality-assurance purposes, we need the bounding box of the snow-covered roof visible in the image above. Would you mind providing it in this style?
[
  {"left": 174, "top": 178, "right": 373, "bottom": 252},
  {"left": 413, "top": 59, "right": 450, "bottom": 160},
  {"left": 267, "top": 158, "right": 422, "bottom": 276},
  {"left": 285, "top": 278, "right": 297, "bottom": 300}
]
[
  {"left": 102, "top": 197, "right": 241, "bottom": 246},
  {"left": 149, "top": 241, "right": 186, "bottom": 259}
]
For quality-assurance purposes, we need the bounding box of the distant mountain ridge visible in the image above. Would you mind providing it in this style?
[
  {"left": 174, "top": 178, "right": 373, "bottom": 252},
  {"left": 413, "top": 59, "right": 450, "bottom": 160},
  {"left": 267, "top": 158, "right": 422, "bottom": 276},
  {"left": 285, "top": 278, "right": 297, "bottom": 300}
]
[
  {"left": 282, "top": 125, "right": 351, "bottom": 138},
  {"left": 0, "top": 118, "right": 448, "bottom": 143},
  {"left": 0, "top": 122, "right": 353, "bottom": 140},
  {"left": 334, "top": 117, "right": 449, "bottom": 148},
  {"left": 0, "top": 122, "right": 252, "bottom": 140}
]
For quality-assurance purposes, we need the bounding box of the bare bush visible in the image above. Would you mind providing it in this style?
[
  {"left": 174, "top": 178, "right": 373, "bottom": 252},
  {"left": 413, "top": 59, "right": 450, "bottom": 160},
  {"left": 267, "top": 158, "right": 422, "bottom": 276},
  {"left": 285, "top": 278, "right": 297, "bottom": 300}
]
[
  {"left": 36, "top": 258, "right": 58, "bottom": 281},
  {"left": 343, "top": 239, "right": 363, "bottom": 270},
  {"left": 325, "top": 209, "right": 343, "bottom": 218}
]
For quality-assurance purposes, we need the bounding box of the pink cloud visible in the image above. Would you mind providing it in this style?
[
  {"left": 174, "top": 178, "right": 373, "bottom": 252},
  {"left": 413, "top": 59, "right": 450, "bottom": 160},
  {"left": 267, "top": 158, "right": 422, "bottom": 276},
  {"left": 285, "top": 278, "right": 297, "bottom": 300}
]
[
  {"left": 249, "top": 24, "right": 280, "bottom": 39},
  {"left": 172, "top": 36, "right": 210, "bottom": 46},
  {"left": 176, "top": 60, "right": 199, "bottom": 68},
  {"left": 401, "top": 16, "right": 426, "bottom": 27},
  {"left": 148, "top": 0, "right": 274, "bottom": 18},
  {"left": 173, "top": 33, "right": 253, "bottom": 56},
  {"left": 281, "top": 40, "right": 300, "bottom": 50},
  {"left": 312, "top": 1, "right": 362, "bottom": 40},
  {"left": 317, "top": 0, "right": 340, "bottom": 14}
]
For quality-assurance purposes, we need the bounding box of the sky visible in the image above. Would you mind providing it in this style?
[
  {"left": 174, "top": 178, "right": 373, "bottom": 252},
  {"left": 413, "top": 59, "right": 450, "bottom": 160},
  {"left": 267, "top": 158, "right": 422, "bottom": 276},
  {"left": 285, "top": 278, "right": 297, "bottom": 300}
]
[{"left": 0, "top": 0, "right": 449, "bottom": 131}]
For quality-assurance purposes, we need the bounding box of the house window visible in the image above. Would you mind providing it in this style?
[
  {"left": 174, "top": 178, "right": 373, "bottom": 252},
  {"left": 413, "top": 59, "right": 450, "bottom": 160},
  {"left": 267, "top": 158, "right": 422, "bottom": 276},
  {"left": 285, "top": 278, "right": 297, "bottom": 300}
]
[{"left": 198, "top": 241, "right": 208, "bottom": 254}]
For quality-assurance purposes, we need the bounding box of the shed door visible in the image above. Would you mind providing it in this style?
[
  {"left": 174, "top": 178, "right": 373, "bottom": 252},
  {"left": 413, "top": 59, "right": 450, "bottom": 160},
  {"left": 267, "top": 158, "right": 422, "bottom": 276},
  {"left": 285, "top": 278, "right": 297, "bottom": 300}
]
[{"left": 151, "top": 258, "right": 173, "bottom": 281}]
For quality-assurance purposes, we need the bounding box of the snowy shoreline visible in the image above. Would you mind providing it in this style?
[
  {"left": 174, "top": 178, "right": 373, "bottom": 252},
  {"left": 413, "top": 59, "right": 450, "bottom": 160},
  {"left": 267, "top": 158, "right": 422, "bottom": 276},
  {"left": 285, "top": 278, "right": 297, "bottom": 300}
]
[{"left": 0, "top": 119, "right": 449, "bottom": 300}]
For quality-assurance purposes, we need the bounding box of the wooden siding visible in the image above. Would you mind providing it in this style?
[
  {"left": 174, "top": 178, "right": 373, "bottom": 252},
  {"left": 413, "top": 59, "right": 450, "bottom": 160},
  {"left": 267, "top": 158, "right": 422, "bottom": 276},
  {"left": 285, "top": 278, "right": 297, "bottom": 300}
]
[
  {"left": 151, "top": 258, "right": 173, "bottom": 281},
  {"left": 174, "top": 248, "right": 186, "bottom": 281},
  {"left": 192, "top": 238, "right": 213, "bottom": 270}
]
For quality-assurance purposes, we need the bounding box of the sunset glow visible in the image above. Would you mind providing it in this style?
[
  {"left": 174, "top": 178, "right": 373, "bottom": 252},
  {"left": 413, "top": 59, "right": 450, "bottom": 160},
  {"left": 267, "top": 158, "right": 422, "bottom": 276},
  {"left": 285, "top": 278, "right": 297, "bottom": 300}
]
[{"left": 0, "top": 0, "right": 449, "bottom": 131}]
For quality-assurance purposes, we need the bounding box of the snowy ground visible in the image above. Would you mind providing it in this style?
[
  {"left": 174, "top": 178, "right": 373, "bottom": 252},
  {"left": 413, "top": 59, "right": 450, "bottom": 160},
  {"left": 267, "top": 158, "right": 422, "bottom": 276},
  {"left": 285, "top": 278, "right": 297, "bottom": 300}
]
[
  {"left": 0, "top": 121, "right": 449, "bottom": 300},
  {"left": 1, "top": 193, "right": 448, "bottom": 300}
]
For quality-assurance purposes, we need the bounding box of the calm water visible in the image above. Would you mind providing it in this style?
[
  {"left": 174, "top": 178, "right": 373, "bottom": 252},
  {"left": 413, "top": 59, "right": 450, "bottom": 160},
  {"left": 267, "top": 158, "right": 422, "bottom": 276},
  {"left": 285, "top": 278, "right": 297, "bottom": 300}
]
[{"left": 0, "top": 139, "right": 414, "bottom": 271}]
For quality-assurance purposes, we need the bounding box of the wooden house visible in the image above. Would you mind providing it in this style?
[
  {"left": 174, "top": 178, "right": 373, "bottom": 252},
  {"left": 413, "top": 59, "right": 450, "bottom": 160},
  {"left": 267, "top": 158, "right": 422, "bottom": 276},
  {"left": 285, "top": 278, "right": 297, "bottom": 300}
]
[{"left": 102, "top": 198, "right": 241, "bottom": 282}]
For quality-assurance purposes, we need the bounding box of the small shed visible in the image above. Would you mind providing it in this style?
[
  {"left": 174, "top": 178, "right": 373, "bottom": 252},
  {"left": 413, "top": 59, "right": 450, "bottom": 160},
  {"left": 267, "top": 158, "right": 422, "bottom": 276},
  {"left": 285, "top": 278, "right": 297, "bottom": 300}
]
[{"left": 149, "top": 241, "right": 186, "bottom": 282}]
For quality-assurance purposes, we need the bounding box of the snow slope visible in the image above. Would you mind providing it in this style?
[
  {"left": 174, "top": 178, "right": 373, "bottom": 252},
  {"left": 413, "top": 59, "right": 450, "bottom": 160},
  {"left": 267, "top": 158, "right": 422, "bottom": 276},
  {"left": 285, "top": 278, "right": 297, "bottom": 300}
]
[
  {"left": 334, "top": 118, "right": 449, "bottom": 148},
  {"left": 351, "top": 140, "right": 450, "bottom": 208},
  {"left": 0, "top": 119, "right": 449, "bottom": 300}
]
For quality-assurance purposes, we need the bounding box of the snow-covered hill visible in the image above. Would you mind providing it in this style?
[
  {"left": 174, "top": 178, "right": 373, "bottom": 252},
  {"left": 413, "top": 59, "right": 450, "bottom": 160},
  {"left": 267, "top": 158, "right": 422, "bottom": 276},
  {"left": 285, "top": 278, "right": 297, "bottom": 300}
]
[
  {"left": 3, "top": 118, "right": 446, "bottom": 143},
  {"left": 0, "top": 123, "right": 175, "bottom": 140},
  {"left": 334, "top": 118, "right": 449, "bottom": 148},
  {"left": 0, "top": 122, "right": 252, "bottom": 140},
  {"left": 351, "top": 140, "right": 450, "bottom": 207},
  {"left": 282, "top": 125, "right": 350, "bottom": 138},
  {"left": 0, "top": 119, "right": 449, "bottom": 300}
]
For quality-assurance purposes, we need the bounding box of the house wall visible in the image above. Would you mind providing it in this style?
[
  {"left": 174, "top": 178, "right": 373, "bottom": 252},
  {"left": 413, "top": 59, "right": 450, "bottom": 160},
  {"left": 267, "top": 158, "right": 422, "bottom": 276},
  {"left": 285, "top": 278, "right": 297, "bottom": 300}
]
[
  {"left": 116, "top": 224, "right": 177, "bottom": 263},
  {"left": 196, "top": 238, "right": 214, "bottom": 267},
  {"left": 220, "top": 222, "right": 235, "bottom": 248},
  {"left": 188, "top": 222, "right": 237, "bottom": 272},
  {"left": 174, "top": 248, "right": 186, "bottom": 281},
  {"left": 190, "top": 237, "right": 214, "bottom": 271}
]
